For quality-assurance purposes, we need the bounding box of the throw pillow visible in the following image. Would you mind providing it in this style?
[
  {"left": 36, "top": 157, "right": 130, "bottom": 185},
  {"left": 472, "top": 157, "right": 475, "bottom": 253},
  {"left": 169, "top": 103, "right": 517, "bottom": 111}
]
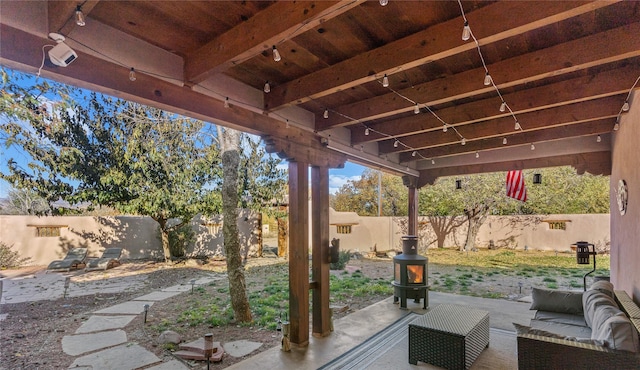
[
  {"left": 582, "top": 289, "right": 618, "bottom": 328},
  {"left": 591, "top": 314, "right": 640, "bottom": 353},
  {"left": 530, "top": 288, "right": 584, "bottom": 315}
]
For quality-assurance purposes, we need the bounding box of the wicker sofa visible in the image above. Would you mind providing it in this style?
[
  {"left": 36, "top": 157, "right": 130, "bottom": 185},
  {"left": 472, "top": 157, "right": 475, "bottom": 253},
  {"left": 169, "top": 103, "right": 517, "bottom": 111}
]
[{"left": 515, "top": 281, "right": 640, "bottom": 369}]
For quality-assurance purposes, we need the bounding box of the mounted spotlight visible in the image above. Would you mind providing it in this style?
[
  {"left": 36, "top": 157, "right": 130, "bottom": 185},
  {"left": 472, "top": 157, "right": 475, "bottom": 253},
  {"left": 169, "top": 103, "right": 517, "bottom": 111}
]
[{"left": 48, "top": 33, "right": 77, "bottom": 67}]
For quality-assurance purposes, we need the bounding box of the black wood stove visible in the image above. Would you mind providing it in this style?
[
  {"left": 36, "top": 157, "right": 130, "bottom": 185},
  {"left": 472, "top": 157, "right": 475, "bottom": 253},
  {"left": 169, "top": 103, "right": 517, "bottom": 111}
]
[{"left": 392, "top": 235, "right": 428, "bottom": 309}]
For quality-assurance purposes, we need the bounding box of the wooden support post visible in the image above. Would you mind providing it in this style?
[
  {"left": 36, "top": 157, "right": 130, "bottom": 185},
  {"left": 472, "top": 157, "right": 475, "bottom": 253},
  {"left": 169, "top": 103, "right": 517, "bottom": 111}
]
[
  {"left": 288, "top": 161, "right": 309, "bottom": 346},
  {"left": 311, "top": 166, "right": 331, "bottom": 337}
]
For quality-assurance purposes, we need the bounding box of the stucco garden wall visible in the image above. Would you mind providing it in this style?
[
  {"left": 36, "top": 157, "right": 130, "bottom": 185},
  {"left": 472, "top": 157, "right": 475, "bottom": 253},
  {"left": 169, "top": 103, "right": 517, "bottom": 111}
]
[
  {"left": 329, "top": 212, "right": 610, "bottom": 255},
  {"left": 610, "top": 91, "right": 640, "bottom": 299},
  {"left": 1, "top": 211, "right": 260, "bottom": 265}
]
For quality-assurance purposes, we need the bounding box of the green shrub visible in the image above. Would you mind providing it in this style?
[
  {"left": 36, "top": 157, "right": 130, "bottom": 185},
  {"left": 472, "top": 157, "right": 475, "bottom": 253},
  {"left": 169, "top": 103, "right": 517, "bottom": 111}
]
[
  {"left": 168, "top": 224, "right": 195, "bottom": 258},
  {"left": 0, "top": 242, "right": 30, "bottom": 268},
  {"left": 330, "top": 249, "right": 351, "bottom": 270}
]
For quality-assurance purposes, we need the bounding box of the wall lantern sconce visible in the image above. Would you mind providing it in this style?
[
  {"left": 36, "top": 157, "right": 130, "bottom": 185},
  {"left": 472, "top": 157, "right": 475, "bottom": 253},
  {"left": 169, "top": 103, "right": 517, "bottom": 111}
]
[
  {"left": 533, "top": 173, "right": 542, "bottom": 184},
  {"left": 574, "top": 241, "right": 597, "bottom": 291}
]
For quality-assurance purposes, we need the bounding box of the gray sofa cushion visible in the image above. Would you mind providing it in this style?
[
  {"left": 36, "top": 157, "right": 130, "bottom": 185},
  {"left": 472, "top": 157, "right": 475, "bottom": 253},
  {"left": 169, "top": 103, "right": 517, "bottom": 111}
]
[
  {"left": 583, "top": 289, "right": 618, "bottom": 328},
  {"left": 533, "top": 310, "right": 587, "bottom": 327},
  {"left": 529, "top": 319, "right": 592, "bottom": 338},
  {"left": 589, "top": 280, "right": 615, "bottom": 298},
  {"left": 530, "top": 288, "right": 583, "bottom": 315},
  {"left": 591, "top": 311, "right": 640, "bottom": 353}
]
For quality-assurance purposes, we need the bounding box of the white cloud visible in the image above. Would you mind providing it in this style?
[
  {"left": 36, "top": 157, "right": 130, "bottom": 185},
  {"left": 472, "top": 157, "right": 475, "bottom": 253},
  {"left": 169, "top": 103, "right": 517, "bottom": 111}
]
[{"left": 329, "top": 174, "right": 360, "bottom": 194}]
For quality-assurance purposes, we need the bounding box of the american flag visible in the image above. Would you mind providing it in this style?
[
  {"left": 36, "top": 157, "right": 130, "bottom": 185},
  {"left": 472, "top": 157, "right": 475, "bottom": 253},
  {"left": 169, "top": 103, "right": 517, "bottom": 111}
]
[{"left": 506, "top": 170, "right": 527, "bottom": 202}]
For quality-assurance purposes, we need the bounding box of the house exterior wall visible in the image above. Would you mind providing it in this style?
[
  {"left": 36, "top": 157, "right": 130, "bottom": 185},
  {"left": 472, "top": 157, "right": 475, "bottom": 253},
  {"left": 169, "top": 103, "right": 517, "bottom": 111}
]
[
  {"left": 1, "top": 211, "right": 260, "bottom": 265},
  {"left": 610, "top": 91, "right": 640, "bottom": 300}
]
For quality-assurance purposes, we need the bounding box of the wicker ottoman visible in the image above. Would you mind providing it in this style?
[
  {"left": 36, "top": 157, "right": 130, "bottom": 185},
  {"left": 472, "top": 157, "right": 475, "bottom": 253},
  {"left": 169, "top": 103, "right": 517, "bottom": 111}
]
[{"left": 408, "top": 304, "right": 490, "bottom": 369}]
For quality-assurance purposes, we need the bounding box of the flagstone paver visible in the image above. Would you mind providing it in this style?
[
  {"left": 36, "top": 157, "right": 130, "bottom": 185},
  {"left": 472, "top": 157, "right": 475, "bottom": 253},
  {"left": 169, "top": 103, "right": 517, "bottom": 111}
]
[
  {"left": 146, "top": 359, "right": 190, "bottom": 369},
  {"left": 61, "top": 329, "right": 128, "bottom": 356},
  {"left": 224, "top": 340, "right": 263, "bottom": 357},
  {"left": 75, "top": 315, "right": 137, "bottom": 334},
  {"left": 94, "top": 300, "right": 155, "bottom": 315},
  {"left": 68, "top": 343, "right": 161, "bottom": 370},
  {"left": 133, "top": 291, "right": 182, "bottom": 301}
]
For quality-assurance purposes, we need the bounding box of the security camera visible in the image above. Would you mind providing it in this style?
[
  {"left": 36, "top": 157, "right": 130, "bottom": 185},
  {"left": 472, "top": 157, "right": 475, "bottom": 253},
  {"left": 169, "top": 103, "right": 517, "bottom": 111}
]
[{"left": 47, "top": 32, "right": 77, "bottom": 67}]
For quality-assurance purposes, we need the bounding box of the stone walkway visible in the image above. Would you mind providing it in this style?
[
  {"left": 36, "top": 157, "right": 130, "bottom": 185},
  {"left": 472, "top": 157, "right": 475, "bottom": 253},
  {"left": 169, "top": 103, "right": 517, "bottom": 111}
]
[{"left": 1, "top": 268, "right": 266, "bottom": 369}]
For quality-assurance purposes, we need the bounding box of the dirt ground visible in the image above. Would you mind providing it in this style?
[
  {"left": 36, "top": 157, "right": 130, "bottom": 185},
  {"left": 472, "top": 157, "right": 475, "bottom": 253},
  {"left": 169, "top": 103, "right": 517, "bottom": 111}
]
[{"left": 0, "top": 254, "right": 574, "bottom": 370}]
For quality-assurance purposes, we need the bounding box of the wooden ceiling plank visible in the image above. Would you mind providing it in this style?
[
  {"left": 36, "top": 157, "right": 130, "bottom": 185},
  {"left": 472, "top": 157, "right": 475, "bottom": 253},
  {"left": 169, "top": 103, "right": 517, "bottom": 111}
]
[
  {"left": 318, "top": 21, "right": 640, "bottom": 131},
  {"left": 379, "top": 95, "right": 622, "bottom": 153},
  {"left": 352, "top": 62, "right": 640, "bottom": 144},
  {"left": 185, "top": 0, "right": 364, "bottom": 84},
  {"left": 0, "top": 24, "right": 342, "bottom": 168},
  {"left": 417, "top": 151, "right": 611, "bottom": 187},
  {"left": 401, "top": 118, "right": 613, "bottom": 162},
  {"left": 265, "top": 1, "right": 619, "bottom": 111}
]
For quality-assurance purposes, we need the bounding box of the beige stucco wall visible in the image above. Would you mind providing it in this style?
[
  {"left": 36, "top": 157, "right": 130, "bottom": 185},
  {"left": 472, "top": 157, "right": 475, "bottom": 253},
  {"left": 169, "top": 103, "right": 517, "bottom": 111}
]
[
  {"left": 1, "top": 211, "right": 260, "bottom": 265},
  {"left": 329, "top": 212, "right": 610, "bottom": 255},
  {"left": 610, "top": 91, "right": 640, "bottom": 300}
]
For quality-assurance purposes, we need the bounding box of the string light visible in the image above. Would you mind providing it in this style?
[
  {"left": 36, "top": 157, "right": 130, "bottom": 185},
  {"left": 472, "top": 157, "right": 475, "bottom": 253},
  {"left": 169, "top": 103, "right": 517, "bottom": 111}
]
[
  {"left": 596, "top": 135, "right": 601, "bottom": 143},
  {"left": 75, "top": 5, "right": 86, "bottom": 27},
  {"left": 622, "top": 100, "right": 630, "bottom": 112},
  {"left": 461, "top": 21, "right": 471, "bottom": 41},
  {"left": 412, "top": 151, "right": 417, "bottom": 157},
  {"left": 483, "top": 72, "right": 492, "bottom": 86},
  {"left": 499, "top": 102, "right": 507, "bottom": 112},
  {"left": 323, "top": 108, "right": 329, "bottom": 119},
  {"left": 286, "top": 119, "right": 290, "bottom": 128},
  {"left": 129, "top": 68, "right": 136, "bottom": 81},
  {"left": 530, "top": 143, "right": 535, "bottom": 150},
  {"left": 272, "top": 46, "right": 281, "bottom": 62},
  {"left": 503, "top": 137, "right": 507, "bottom": 145},
  {"left": 380, "top": 0, "right": 389, "bottom": 6},
  {"left": 264, "top": 81, "right": 271, "bottom": 93},
  {"left": 514, "top": 121, "right": 521, "bottom": 131},
  {"left": 475, "top": 151, "right": 479, "bottom": 158},
  {"left": 382, "top": 74, "right": 389, "bottom": 87},
  {"left": 394, "top": 140, "right": 399, "bottom": 148},
  {"left": 431, "top": 159, "right": 435, "bottom": 165},
  {"left": 443, "top": 124, "right": 448, "bottom": 132},
  {"left": 461, "top": 138, "right": 466, "bottom": 145},
  {"left": 224, "top": 97, "right": 230, "bottom": 108},
  {"left": 360, "top": 145, "right": 364, "bottom": 152},
  {"left": 365, "top": 127, "right": 370, "bottom": 136},
  {"left": 613, "top": 121, "right": 620, "bottom": 131},
  {"left": 414, "top": 104, "right": 420, "bottom": 114}
]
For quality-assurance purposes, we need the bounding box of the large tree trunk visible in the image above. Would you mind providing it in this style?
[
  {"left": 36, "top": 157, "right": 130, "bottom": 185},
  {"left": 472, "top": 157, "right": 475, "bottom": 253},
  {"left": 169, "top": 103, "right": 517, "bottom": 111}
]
[
  {"left": 462, "top": 207, "right": 488, "bottom": 251},
  {"left": 219, "top": 127, "right": 252, "bottom": 323},
  {"left": 157, "top": 218, "right": 171, "bottom": 262}
]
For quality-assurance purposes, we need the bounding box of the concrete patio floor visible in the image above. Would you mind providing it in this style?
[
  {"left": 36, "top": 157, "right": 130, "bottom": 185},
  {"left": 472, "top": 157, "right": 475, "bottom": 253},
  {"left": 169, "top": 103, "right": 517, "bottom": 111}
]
[{"left": 227, "top": 291, "right": 533, "bottom": 369}]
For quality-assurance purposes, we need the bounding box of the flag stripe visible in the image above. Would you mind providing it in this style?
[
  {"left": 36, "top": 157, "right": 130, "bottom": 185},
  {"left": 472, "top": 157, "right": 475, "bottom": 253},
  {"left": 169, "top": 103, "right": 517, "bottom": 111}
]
[{"left": 506, "top": 170, "right": 527, "bottom": 202}]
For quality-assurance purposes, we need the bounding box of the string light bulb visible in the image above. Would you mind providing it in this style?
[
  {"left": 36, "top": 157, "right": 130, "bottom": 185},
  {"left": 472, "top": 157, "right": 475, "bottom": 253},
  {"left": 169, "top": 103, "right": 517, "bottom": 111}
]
[
  {"left": 382, "top": 74, "right": 389, "bottom": 87},
  {"left": 503, "top": 137, "right": 507, "bottom": 145},
  {"left": 461, "top": 138, "right": 466, "bottom": 145},
  {"left": 514, "top": 121, "right": 521, "bottom": 130},
  {"left": 285, "top": 119, "right": 290, "bottom": 128},
  {"left": 443, "top": 124, "right": 448, "bottom": 132},
  {"left": 475, "top": 151, "right": 479, "bottom": 158},
  {"left": 360, "top": 145, "right": 364, "bottom": 152},
  {"left": 380, "top": 0, "right": 389, "bottom": 6},
  {"left": 414, "top": 104, "right": 420, "bottom": 114},
  {"left": 412, "top": 151, "right": 417, "bottom": 157},
  {"left": 431, "top": 159, "right": 435, "bottom": 165},
  {"left": 264, "top": 81, "right": 271, "bottom": 93},
  {"left": 224, "top": 97, "right": 230, "bottom": 108},
  {"left": 530, "top": 143, "right": 535, "bottom": 150},
  {"left": 365, "top": 127, "right": 370, "bottom": 136},
  {"left": 596, "top": 135, "right": 601, "bottom": 143},
  {"left": 75, "top": 5, "right": 86, "bottom": 27},
  {"left": 484, "top": 72, "right": 492, "bottom": 86},
  {"left": 613, "top": 121, "right": 620, "bottom": 131},
  {"left": 622, "top": 100, "right": 630, "bottom": 112},
  {"left": 393, "top": 140, "right": 399, "bottom": 148},
  {"left": 462, "top": 20, "right": 471, "bottom": 41},
  {"left": 499, "top": 102, "right": 507, "bottom": 112},
  {"left": 129, "top": 68, "right": 136, "bottom": 81},
  {"left": 323, "top": 109, "right": 329, "bottom": 119},
  {"left": 272, "top": 46, "right": 281, "bottom": 62}
]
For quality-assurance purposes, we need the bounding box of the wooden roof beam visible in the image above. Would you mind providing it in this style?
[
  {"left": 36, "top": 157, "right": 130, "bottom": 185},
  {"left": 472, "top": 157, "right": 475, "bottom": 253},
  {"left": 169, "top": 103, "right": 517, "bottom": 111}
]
[
  {"left": 352, "top": 62, "right": 640, "bottom": 144},
  {"left": 185, "top": 1, "right": 363, "bottom": 84},
  {"left": 318, "top": 21, "right": 640, "bottom": 131},
  {"left": 378, "top": 95, "right": 623, "bottom": 154},
  {"left": 417, "top": 151, "right": 611, "bottom": 187},
  {"left": 265, "top": 1, "right": 617, "bottom": 111},
  {"left": 400, "top": 118, "right": 613, "bottom": 163}
]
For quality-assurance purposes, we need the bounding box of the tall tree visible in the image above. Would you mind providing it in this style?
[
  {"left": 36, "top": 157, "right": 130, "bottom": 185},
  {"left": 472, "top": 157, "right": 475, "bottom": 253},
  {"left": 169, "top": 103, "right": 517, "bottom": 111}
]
[
  {"left": 218, "top": 126, "right": 252, "bottom": 323},
  {"left": 331, "top": 169, "right": 407, "bottom": 216},
  {"left": 0, "top": 69, "right": 221, "bottom": 261}
]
